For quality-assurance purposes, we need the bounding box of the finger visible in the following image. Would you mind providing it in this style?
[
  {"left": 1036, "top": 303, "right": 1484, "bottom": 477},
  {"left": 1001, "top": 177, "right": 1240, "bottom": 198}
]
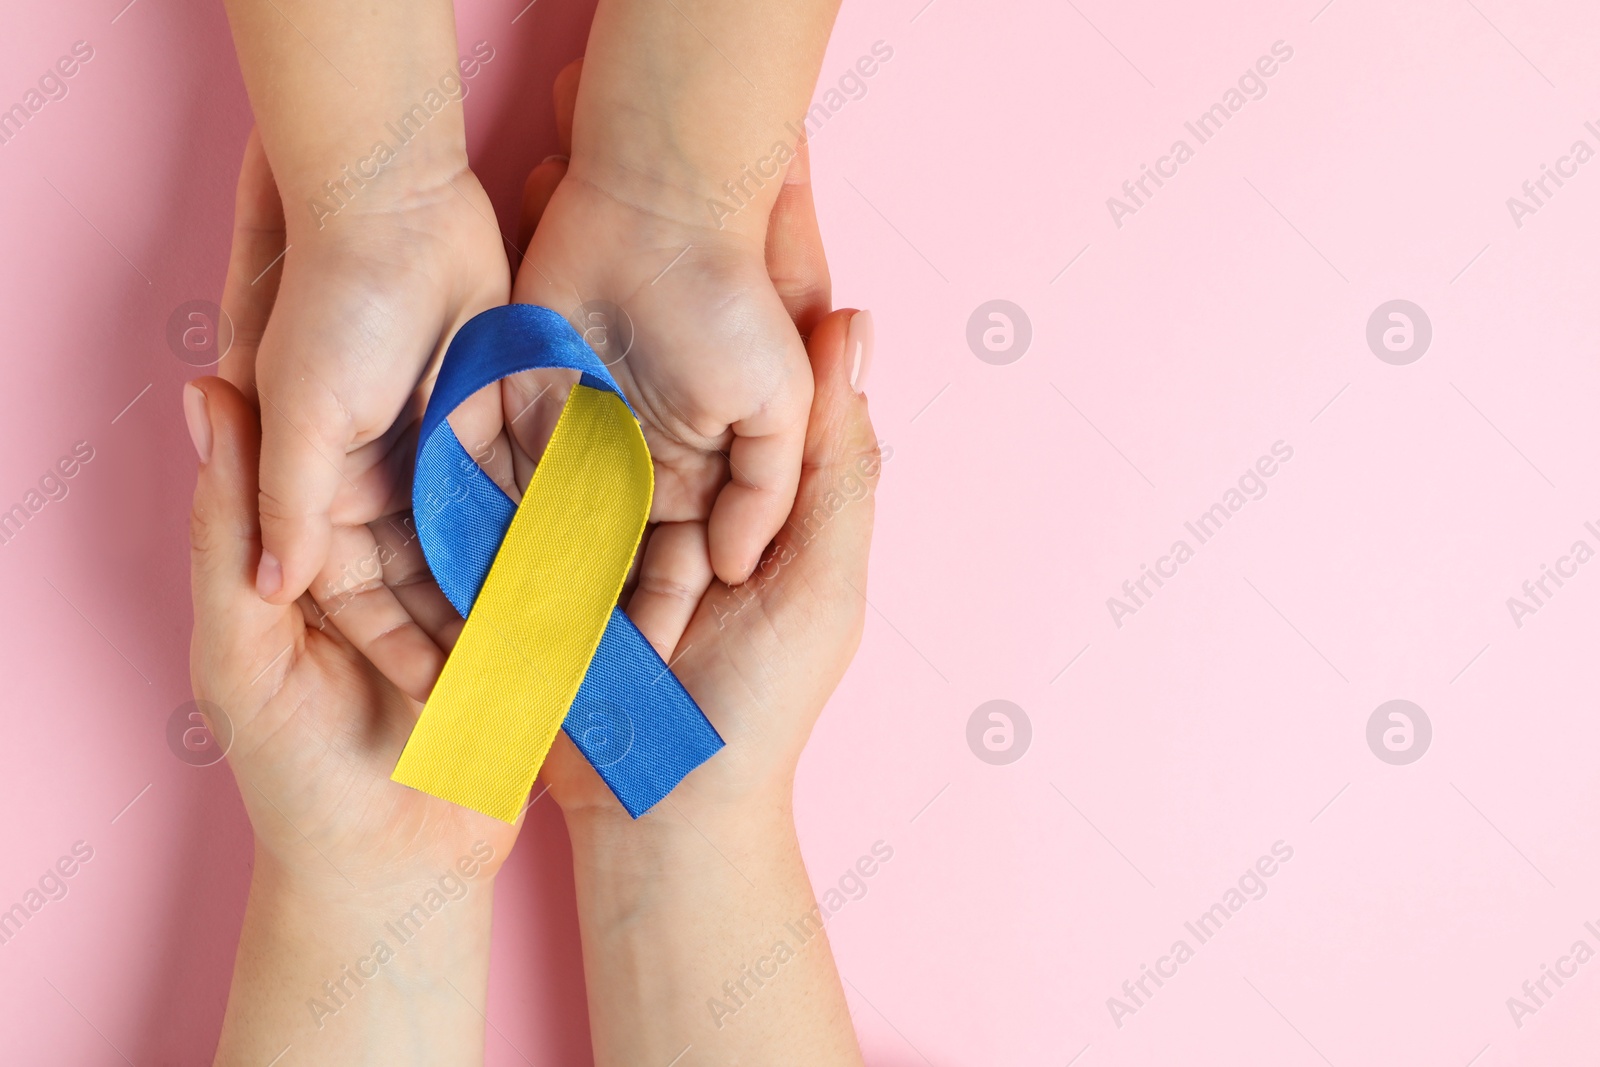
[
  {"left": 217, "top": 127, "right": 287, "bottom": 402},
  {"left": 766, "top": 137, "right": 831, "bottom": 337},
  {"left": 625, "top": 521, "right": 714, "bottom": 659},
  {"left": 778, "top": 308, "right": 880, "bottom": 582},
  {"left": 254, "top": 366, "right": 355, "bottom": 606},
  {"left": 311, "top": 521, "right": 445, "bottom": 704},
  {"left": 328, "top": 418, "right": 419, "bottom": 528},
  {"left": 683, "top": 309, "right": 879, "bottom": 678},
  {"left": 516, "top": 157, "right": 568, "bottom": 255},
  {"left": 369, "top": 515, "right": 465, "bottom": 649},
  {"left": 187, "top": 377, "right": 299, "bottom": 704},
  {"left": 707, "top": 333, "right": 812, "bottom": 584},
  {"left": 553, "top": 58, "right": 582, "bottom": 156}
]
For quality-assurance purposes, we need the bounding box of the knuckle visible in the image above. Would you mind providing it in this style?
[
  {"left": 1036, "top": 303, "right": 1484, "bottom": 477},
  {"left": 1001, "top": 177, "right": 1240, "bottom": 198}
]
[
  {"left": 255, "top": 483, "right": 311, "bottom": 532},
  {"left": 189, "top": 499, "right": 249, "bottom": 558},
  {"left": 635, "top": 571, "right": 704, "bottom": 608}
]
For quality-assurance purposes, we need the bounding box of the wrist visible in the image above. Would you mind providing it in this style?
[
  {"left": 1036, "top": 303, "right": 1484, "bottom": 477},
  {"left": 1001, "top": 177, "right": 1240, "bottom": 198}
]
[
  {"left": 281, "top": 153, "right": 478, "bottom": 244},
  {"left": 214, "top": 846, "right": 498, "bottom": 1066},
  {"left": 249, "top": 844, "right": 498, "bottom": 952},
  {"left": 565, "top": 793, "right": 799, "bottom": 899},
  {"left": 571, "top": 0, "right": 838, "bottom": 238},
  {"left": 568, "top": 134, "right": 797, "bottom": 241}
]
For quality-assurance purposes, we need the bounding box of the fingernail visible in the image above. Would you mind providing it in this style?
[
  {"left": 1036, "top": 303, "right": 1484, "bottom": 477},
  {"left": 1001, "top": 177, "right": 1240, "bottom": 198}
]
[
  {"left": 182, "top": 383, "right": 211, "bottom": 463},
  {"left": 847, "top": 310, "right": 874, "bottom": 395},
  {"left": 540, "top": 154, "right": 569, "bottom": 165},
  {"left": 256, "top": 551, "right": 283, "bottom": 600}
]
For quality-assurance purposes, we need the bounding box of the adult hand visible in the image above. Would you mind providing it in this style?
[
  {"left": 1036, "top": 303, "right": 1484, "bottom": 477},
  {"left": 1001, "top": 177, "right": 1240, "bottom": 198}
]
[{"left": 193, "top": 136, "right": 515, "bottom": 1067}]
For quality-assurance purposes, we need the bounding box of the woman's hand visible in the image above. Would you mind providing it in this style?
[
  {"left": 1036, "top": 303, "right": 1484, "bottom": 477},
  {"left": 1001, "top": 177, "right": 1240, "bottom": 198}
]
[
  {"left": 194, "top": 135, "right": 516, "bottom": 1067},
  {"left": 549, "top": 306, "right": 877, "bottom": 1067}
]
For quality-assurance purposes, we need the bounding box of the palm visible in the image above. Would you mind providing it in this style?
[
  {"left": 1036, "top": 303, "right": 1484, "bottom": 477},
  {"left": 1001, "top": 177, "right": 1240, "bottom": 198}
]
[
  {"left": 509, "top": 169, "right": 813, "bottom": 583},
  {"left": 316, "top": 311, "right": 872, "bottom": 825},
  {"left": 195, "top": 597, "right": 519, "bottom": 886},
  {"left": 220, "top": 134, "right": 510, "bottom": 605},
  {"left": 201, "top": 134, "right": 520, "bottom": 884}
]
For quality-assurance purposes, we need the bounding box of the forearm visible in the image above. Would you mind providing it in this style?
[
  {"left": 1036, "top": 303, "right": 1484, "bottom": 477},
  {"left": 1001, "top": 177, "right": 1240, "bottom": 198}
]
[
  {"left": 574, "top": 0, "right": 842, "bottom": 235},
  {"left": 566, "top": 798, "right": 862, "bottom": 1066},
  {"left": 223, "top": 0, "right": 475, "bottom": 230},
  {"left": 213, "top": 848, "right": 496, "bottom": 1066}
]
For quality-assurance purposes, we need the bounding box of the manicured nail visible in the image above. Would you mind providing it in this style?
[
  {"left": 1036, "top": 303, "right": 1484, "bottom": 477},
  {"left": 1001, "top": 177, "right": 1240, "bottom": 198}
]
[
  {"left": 256, "top": 551, "right": 283, "bottom": 600},
  {"left": 846, "top": 310, "right": 874, "bottom": 395},
  {"left": 182, "top": 383, "right": 211, "bottom": 463}
]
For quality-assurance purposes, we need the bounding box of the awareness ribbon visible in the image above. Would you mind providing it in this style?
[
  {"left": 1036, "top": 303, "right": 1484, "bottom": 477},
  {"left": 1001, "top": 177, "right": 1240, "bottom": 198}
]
[{"left": 390, "top": 304, "right": 723, "bottom": 823}]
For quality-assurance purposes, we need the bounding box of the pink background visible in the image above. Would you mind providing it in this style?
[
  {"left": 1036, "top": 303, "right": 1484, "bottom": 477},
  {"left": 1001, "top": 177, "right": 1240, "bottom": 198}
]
[{"left": 3, "top": 0, "right": 1600, "bottom": 1063}]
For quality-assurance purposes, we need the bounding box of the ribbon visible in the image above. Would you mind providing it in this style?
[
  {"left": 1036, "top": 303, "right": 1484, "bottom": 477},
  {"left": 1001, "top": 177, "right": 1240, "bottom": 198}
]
[{"left": 390, "top": 305, "right": 723, "bottom": 822}]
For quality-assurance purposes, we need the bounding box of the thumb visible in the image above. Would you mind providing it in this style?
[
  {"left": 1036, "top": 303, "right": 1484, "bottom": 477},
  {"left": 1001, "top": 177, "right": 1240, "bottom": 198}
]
[
  {"left": 766, "top": 137, "right": 831, "bottom": 338},
  {"left": 253, "top": 353, "right": 352, "bottom": 605},
  {"left": 187, "top": 377, "right": 298, "bottom": 705},
  {"left": 777, "top": 307, "right": 880, "bottom": 587}
]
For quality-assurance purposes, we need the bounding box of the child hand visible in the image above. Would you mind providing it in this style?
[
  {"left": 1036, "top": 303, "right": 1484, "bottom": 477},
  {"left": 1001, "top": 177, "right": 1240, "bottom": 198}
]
[
  {"left": 220, "top": 128, "right": 509, "bottom": 609},
  {"left": 510, "top": 59, "right": 826, "bottom": 586}
]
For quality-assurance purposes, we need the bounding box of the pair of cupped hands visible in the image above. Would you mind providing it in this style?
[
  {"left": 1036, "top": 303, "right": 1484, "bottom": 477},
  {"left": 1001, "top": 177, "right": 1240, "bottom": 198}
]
[{"left": 187, "top": 60, "right": 879, "bottom": 895}]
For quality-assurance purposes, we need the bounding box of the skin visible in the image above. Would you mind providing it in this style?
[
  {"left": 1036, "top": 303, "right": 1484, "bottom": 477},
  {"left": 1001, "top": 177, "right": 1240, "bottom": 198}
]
[
  {"left": 511, "top": 0, "right": 845, "bottom": 585},
  {"left": 200, "top": 71, "right": 874, "bottom": 1065},
  {"left": 224, "top": 0, "right": 844, "bottom": 608},
  {"left": 220, "top": 0, "right": 508, "bottom": 606}
]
